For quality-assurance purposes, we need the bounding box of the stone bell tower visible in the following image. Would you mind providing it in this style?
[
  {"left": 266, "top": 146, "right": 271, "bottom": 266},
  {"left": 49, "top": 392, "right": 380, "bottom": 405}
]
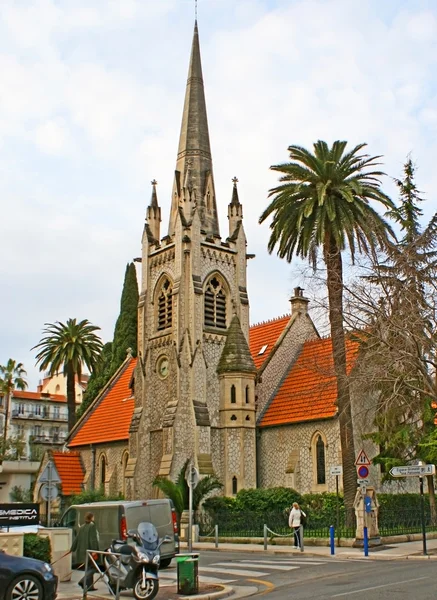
[{"left": 126, "top": 22, "right": 254, "bottom": 499}]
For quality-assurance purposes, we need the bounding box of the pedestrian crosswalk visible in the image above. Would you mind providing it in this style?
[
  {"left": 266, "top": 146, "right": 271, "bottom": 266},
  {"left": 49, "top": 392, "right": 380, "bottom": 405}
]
[{"left": 160, "top": 557, "right": 328, "bottom": 585}]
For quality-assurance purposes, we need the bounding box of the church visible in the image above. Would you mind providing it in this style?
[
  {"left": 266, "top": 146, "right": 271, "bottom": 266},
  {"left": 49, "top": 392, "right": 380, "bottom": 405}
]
[{"left": 67, "top": 22, "right": 382, "bottom": 500}]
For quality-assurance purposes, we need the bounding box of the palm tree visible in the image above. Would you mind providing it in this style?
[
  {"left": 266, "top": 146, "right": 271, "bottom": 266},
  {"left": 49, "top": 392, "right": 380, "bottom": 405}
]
[
  {"left": 153, "top": 460, "right": 223, "bottom": 529},
  {"left": 259, "top": 140, "right": 395, "bottom": 510},
  {"left": 0, "top": 359, "right": 27, "bottom": 460},
  {"left": 33, "top": 319, "right": 103, "bottom": 432}
]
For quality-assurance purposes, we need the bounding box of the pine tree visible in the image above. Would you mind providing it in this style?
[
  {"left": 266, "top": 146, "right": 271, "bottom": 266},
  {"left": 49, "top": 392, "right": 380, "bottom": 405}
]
[{"left": 110, "top": 263, "right": 139, "bottom": 372}]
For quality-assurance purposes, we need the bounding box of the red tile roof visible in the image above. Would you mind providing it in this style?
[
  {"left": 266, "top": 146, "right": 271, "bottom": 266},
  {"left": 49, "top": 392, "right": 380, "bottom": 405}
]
[
  {"left": 12, "top": 390, "right": 67, "bottom": 403},
  {"left": 260, "top": 337, "right": 359, "bottom": 427},
  {"left": 68, "top": 358, "right": 137, "bottom": 447},
  {"left": 249, "top": 315, "right": 290, "bottom": 370},
  {"left": 52, "top": 451, "right": 84, "bottom": 495}
]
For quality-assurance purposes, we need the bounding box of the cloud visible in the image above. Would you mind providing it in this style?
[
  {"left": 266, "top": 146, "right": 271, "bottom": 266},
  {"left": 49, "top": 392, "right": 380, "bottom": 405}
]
[{"left": 0, "top": 0, "right": 436, "bottom": 388}]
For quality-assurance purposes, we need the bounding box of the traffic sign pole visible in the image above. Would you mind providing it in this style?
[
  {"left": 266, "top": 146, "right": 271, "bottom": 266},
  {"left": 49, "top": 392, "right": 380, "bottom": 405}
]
[
  {"left": 419, "top": 475, "right": 427, "bottom": 556},
  {"left": 47, "top": 461, "right": 52, "bottom": 528}
]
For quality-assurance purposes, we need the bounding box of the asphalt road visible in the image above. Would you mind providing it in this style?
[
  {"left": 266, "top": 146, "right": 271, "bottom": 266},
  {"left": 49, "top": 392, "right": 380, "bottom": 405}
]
[{"left": 196, "top": 550, "right": 436, "bottom": 599}]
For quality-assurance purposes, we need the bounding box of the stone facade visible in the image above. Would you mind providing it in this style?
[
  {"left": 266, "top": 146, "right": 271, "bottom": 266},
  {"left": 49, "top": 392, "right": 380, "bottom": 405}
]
[
  {"left": 79, "top": 442, "right": 129, "bottom": 497},
  {"left": 128, "top": 24, "right": 255, "bottom": 499}
]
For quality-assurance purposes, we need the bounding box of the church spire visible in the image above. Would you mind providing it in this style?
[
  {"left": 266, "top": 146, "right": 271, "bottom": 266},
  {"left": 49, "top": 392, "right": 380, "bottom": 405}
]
[
  {"left": 169, "top": 22, "right": 219, "bottom": 238},
  {"left": 146, "top": 179, "right": 161, "bottom": 241}
]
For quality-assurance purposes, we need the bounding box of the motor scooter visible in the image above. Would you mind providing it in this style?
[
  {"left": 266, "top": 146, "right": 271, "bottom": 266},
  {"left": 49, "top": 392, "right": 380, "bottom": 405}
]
[{"left": 103, "top": 521, "right": 171, "bottom": 600}]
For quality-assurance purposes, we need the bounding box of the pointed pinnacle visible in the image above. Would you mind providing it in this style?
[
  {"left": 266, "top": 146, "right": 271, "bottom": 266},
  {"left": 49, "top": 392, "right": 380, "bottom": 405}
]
[
  {"left": 231, "top": 177, "right": 240, "bottom": 205},
  {"left": 150, "top": 179, "right": 158, "bottom": 208}
]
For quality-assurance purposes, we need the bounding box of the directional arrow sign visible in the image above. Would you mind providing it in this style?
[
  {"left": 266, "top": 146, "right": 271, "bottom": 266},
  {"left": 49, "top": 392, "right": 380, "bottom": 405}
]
[{"left": 390, "top": 464, "right": 436, "bottom": 477}]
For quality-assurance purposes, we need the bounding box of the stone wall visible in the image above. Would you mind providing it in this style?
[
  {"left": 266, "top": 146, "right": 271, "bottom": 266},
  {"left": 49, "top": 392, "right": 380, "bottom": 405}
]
[{"left": 258, "top": 419, "right": 341, "bottom": 493}]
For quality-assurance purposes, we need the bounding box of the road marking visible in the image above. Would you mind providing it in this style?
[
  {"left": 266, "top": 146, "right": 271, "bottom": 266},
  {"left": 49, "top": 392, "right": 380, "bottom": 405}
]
[
  {"left": 247, "top": 578, "right": 275, "bottom": 596},
  {"left": 241, "top": 559, "right": 325, "bottom": 566},
  {"left": 215, "top": 561, "right": 298, "bottom": 571},
  {"left": 201, "top": 566, "right": 268, "bottom": 577},
  {"left": 331, "top": 576, "right": 430, "bottom": 597}
]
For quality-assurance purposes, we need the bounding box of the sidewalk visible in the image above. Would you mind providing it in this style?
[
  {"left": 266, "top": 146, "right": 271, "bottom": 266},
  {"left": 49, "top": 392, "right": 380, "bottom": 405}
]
[
  {"left": 186, "top": 535, "right": 437, "bottom": 560},
  {"left": 57, "top": 536, "right": 437, "bottom": 600}
]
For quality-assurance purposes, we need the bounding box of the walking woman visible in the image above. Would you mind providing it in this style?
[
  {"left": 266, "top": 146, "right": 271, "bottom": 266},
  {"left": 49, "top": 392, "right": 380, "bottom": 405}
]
[
  {"left": 71, "top": 512, "right": 100, "bottom": 591},
  {"left": 288, "top": 502, "right": 306, "bottom": 549}
]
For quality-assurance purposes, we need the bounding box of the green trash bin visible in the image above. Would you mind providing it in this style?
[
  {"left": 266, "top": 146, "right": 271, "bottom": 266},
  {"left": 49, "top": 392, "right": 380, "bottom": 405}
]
[{"left": 176, "top": 553, "right": 199, "bottom": 595}]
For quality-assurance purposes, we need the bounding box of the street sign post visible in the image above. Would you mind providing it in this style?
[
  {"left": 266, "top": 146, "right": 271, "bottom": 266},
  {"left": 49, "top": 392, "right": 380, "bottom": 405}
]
[
  {"left": 186, "top": 463, "right": 199, "bottom": 553},
  {"left": 357, "top": 465, "right": 369, "bottom": 479},
  {"left": 38, "top": 461, "right": 61, "bottom": 484},
  {"left": 41, "top": 483, "right": 58, "bottom": 502},
  {"left": 389, "top": 464, "right": 435, "bottom": 477},
  {"left": 330, "top": 466, "right": 342, "bottom": 542},
  {"left": 38, "top": 461, "right": 60, "bottom": 527},
  {"left": 355, "top": 450, "right": 371, "bottom": 466},
  {"left": 390, "top": 464, "right": 436, "bottom": 556},
  {"left": 330, "top": 466, "right": 343, "bottom": 476}
]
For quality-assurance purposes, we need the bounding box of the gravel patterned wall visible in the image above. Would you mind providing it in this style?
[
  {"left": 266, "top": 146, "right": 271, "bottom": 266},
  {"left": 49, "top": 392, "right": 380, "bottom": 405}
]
[{"left": 258, "top": 420, "right": 341, "bottom": 493}]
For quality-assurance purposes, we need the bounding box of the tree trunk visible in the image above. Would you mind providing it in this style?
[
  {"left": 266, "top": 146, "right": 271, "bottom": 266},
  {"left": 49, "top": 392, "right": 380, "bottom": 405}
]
[
  {"left": 66, "top": 365, "right": 76, "bottom": 432},
  {"left": 427, "top": 474, "right": 436, "bottom": 524},
  {"left": 1, "top": 392, "right": 10, "bottom": 462},
  {"left": 324, "top": 241, "right": 356, "bottom": 512}
]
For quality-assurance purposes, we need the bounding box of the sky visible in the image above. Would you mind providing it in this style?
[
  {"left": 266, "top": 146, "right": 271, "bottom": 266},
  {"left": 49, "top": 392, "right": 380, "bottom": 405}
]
[{"left": 1, "top": 0, "right": 436, "bottom": 389}]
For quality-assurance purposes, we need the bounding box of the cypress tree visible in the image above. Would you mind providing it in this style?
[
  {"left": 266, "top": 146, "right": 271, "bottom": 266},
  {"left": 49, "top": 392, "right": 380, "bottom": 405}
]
[
  {"left": 77, "top": 342, "right": 113, "bottom": 418},
  {"left": 110, "top": 262, "right": 139, "bottom": 372},
  {"left": 77, "top": 262, "right": 139, "bottom": 418}
]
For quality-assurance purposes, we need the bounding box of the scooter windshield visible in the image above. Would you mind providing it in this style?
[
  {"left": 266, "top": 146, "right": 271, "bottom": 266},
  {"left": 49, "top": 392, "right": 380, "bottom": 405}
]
[{"left": 137, "top": 522, "right": 159, "bottom": 551}]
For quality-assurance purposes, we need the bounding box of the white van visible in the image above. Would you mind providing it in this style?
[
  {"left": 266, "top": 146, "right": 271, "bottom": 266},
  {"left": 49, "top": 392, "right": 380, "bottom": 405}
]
[{"left": 59, "top": 499, "right": 179, "bottom": 568}]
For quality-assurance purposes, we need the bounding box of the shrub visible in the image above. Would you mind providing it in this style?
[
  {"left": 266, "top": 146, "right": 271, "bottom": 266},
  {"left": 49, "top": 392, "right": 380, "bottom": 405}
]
[
  {"left": 378, "top": 493, "right": 426, "bottom": 514},
  {"left": 235, "top": 487, "right": 302, "bottom": 514},
  {"left": 68, "top": 488, "right": 124, "bottom": 506},
  {"left": 23, "top": 534, "right": 51, "bottom": 563},
  {"left": 203, "top": 495, "right": 237, "bottom": 516}
]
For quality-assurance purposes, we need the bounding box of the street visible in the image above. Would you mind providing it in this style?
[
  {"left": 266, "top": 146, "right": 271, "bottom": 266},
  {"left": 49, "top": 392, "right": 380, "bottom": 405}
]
[{"left": 177, "top": 550, "right": 437, "bottom": 599}]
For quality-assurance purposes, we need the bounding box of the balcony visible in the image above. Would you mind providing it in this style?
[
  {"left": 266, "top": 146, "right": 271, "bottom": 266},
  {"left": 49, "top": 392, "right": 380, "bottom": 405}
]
[
  {"left": 30, "top": 434, "right": 65, "bottom": 445},
  {"left": 11, "top": 410, "right": 67, "bottom": 421}
]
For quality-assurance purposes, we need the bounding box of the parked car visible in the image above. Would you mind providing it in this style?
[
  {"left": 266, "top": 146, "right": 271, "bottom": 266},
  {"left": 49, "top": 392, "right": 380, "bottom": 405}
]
[
  {"left": 59, "top": 499, "right": 179, "bottom": 568},
  {"left": 0, "top": 549, "right": 58, "bottom": 600}
]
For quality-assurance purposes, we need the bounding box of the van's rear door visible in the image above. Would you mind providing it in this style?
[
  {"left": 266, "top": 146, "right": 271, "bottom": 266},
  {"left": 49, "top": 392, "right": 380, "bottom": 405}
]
[
  {"left": 148, "top": 500, "right": 176, "bottom": 556},
  {"left": 125, "top": 503, "right": 151, "bottom": 534}
]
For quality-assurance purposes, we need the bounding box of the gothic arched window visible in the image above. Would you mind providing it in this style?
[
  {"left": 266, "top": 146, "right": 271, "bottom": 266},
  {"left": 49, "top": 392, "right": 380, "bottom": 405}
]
[
  {"left": 121, "top": 451, "right": 129, "bottom": 497},
  {"left": 315, "top": 434, "right": 326, "bottom": 485},
  {"left": 230, "top": 385, "right": 236, "bottom": 404},
  {"left": 232, "top": 476, "right": 238, "bottom": 495},
  {"left": 204, "top": 276, "right": 227, "bottom": 329},
  {"left": 157, "top": 277, "right": 173, "bottom": 331},
  {"left": 100, "top": 455, "right": 107, "bottom": 488}
]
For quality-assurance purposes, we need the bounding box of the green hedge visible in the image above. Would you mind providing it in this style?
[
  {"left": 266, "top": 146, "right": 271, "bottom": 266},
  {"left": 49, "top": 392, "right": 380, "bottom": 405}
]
[
  {"left": 203, "top": 487, "right": 302, "bottom": 516},
  {"left": 23, "top": 534, "right": 51, "bottom": 563}
]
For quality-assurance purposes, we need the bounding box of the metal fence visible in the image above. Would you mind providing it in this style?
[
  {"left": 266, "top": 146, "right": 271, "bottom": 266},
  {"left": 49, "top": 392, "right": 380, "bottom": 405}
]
[{"left": 198, "top": 507, "right": 437, "bottom": 540}]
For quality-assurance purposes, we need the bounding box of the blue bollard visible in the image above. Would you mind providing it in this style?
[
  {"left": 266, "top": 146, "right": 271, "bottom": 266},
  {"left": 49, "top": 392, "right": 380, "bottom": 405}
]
[
  {"left": 363, "top": 526, "right": 369, "bottom": 557},
  {"left": 329, "top": 525, "right": 335, "bottom": 555}
]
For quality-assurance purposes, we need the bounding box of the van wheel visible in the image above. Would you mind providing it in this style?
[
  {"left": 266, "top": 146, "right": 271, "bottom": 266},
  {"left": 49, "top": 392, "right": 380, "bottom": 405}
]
[
  {"left": 160, "top": 558, "right": 171, "bottom": 569},
  {"left": 133, "top": 577, "right": 158, "bottom": 600}
]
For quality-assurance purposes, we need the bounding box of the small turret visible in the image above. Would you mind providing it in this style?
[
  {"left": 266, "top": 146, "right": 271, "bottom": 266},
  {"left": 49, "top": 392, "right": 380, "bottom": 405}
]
[
  {"left": 146, "top": 179, "right": 161, "bottom": 242},
  {"left": 228, "top": 177, "right": 243, "bottom": 238}
]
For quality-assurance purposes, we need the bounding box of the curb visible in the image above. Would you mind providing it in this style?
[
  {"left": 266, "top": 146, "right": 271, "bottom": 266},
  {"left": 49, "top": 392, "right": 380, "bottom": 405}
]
[
  {"left": 57, "top": 585, "right": 233, "bottom": 600},
  {"left": 179, "top": 584, "right": 233, "bottom": 600}
]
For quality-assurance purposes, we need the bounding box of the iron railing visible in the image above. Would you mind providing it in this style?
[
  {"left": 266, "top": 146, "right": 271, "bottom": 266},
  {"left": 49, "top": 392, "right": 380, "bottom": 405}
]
[{"left": 198, "top": 507, "right": 437, "bottom": 540}]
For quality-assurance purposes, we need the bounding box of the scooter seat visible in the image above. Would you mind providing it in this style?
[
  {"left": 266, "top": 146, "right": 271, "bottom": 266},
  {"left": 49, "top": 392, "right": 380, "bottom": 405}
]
[{"left": 113, "top": 543, "right": 134, "bottom": 555}]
